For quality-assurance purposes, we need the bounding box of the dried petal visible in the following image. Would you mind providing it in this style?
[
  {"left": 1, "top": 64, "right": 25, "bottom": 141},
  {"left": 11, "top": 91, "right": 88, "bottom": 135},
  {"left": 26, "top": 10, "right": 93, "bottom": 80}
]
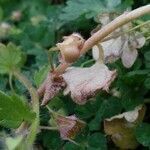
[
  {"left": 92, "top": 36, "right": 123, "bottom": 63},
  {"left": 104, "top": 105, "right": 146, "bottom": 149},
  {"left": 56, "top": 115, "right": 85, "bottom": 140},
  {"left": 121, "top": 33, "right": 145, "bottom": 68},
  {"left": 121, "top": 41, "right": 138, "bottom": 68},
  {"left": 105, "top": 105, "right": 144, "bottom": 122},
  {"left": 92, "top": 13, "right": 145, "bottom": 68},
  {"left": 63, "top": 62, "right": 117, "bottom": 105},
  {"left": 37, "top": 73, "right": 66, "bottom": 106}
]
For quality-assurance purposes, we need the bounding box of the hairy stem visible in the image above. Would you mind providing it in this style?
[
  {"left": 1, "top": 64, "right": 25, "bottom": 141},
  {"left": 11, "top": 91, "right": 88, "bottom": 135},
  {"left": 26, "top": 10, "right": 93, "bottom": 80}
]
[
  {"left": 53, "top": 63, "right": 70, "bottom": 75},
  {"left": 54, "top": 5, "right": 150, "bottom": 75},
  {"left": 13, "top": 70, "right": 39, "bottom": 147},
  {"left": 102, "top": 20, "right": 150, "bottom": 42},
  {"left": 40, "top": 126, "right": 58, "bottom": 130},
  {"left": 81, "top": 5, "right": 150, "bottom": 54},
  {"left": 9, "top": 73, "right": 15, "bottom": 93},
  {"left": 96, "top": 44, "right": 104, "bottom": 64}
]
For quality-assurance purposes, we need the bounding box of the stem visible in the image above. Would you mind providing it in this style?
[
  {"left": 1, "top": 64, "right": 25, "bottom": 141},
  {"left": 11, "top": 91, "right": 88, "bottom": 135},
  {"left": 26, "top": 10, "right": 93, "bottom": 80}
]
[
  {"left": 53, "top": 63, "right": 70, "bottom": 75},
  {"left": 40, "top": 126, "right": 58, "bottom": 130},
  {"left": 47, "top": 51, "right": 54, "bottom": 71},
  {"left": 9, "top": 73, "right": 15, "bottom": 93},
  {"left": 146, "top": 36, "right": 150, "bottom": 41},
  {"left": 46, "top": 105, "right": 60, "bottom": 117},
  {"left": 96, "top": 44, "right": 104, "bottom": 64},
  {"left": 53, "top": 5, "right": 150, "bottom": 74},
  {"left": 46, "top": 105, "right": 55, "bottom": 114},
  {"left": 13, "top": 70, "right": 39, "bottom": 147},
  {"left": 102, "top": 20, "right": 150, "bottom": 42},
  {"left": 81, "top": 59, "right": 94, "bottom": 67},
  {"left": 81, "top": 5, "right": 150, "bottom": 54}
]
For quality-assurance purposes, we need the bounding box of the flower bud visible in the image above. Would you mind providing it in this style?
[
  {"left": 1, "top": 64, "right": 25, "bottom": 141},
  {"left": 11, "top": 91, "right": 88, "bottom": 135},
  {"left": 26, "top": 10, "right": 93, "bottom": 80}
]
[
  {"left": 57, "top": 33, "right": 85, "bottom": 63},
  {"left": 56, "top": 115, "right": 85, "bottom": 140}
]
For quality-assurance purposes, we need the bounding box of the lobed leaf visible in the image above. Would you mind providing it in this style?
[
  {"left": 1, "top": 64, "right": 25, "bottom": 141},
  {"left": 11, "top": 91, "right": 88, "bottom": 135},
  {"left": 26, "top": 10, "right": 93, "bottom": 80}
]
[
  {"left": 0, "top": 91, "right": 35, "bottom": 128},
  {"left": 0, "top": 43, "right": 26, "bottom": 74}
]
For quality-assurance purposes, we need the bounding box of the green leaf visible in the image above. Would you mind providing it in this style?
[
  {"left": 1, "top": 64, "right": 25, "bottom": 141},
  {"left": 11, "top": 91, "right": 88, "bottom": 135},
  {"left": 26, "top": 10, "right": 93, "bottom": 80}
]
[
  {"left": 75, "top": 98, "right": 103, "bottom": 119},
  {"left": 122, "top": 70, "right": 149, "bottom": 86},
  {"left": 122, "top": 98, "right": 142, "bottom": 111},
  {"left": 59, "top": 0, "right": 105, "bottom": 22},
  {"left": 0, "top": 91, "right": 35, "bottom": 128},
  {"left": 0, "top": 76, "right": 7, "bottom": 91},
  {"left": 0, "top": 6, "right": 3, "bottom": 21},
  {"left": 135, "top": 123, "right": 150, "bottom": 148},
  {"left": 34, "top": 65, "right": 49, "bottom": 87},
  {"left": 6, "top": 136, "right": 23, "bottom": 150},
  {"left": 144, "top": 51, "right": 150, "bottom": 69},
  {"left": 99, "top": 98, "right": 122, "bottom": 119},
  {"left": 144, "top": 77, "right": 150, "bottom": 89},
  {"left": 89, "top": 98, "right": 122, "bottom": 131},
  {"left": 0, "top": 43, "right": 26, "bottom": 74},
  {"left": 59, "top": 0, "right": 131, "bottom": 23},
  {"left": 88, "top": 133, "right": 107, "bottom": 150},
  {"left": 106, "top": 0, "right": 121, "bottom": 9},
  {"left": 63, "top": 142, "right": 83, "bottom": 150},
  {"left": 144, "top": 51, "right": 150, "bottom": 62},
  {"left": 41, "top": 131, "right": 63, "bottom": 150}
]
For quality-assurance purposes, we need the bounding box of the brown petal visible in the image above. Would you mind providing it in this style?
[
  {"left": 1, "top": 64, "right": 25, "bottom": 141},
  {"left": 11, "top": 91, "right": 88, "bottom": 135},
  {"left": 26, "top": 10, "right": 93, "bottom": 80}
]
[
  {"left": 38, "top": 73, "right": 66, "bottom": 106},
  {"left": 104, "top": 105, "right": 146, "bottom": 149}
]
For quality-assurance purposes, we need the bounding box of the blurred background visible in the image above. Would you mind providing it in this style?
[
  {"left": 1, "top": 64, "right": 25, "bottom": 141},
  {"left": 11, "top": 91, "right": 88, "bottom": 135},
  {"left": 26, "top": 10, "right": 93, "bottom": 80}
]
[{"left": 0, "top": 0, "right": 150, "bottom": 149}]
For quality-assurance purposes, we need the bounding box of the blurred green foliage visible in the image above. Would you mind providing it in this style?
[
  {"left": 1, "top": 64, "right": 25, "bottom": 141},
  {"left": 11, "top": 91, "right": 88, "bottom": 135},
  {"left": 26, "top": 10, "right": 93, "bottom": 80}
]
[{"left": 0, "top": 0, "right": 150, "bottom": 149}]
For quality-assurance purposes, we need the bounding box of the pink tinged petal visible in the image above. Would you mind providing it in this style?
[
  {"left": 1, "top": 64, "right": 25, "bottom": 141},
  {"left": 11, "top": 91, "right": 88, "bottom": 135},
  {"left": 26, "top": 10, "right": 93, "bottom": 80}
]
[
  {"left": 121, "top": 41, "right": 138, "bottom": 68},
  {"left": 130, "top": 32, "right": 146, "bottom": 49},
  {"left": 37, "top": 80, "right": 46, "bottom": 97},
  {"left": 102, "top": 36, "right": 123, "bottom": 63},
  {"left": 63, "top": 63, "right": 117, "bottom": 105},
  {"left": 38, "top": 73, "right": 66, "bottom": 106},
  {"left": 92, "top": 12, "right": 145, "bottom": 68},
  {"left": 92, "top": 36, "right": 123, "bottom": 63},
  {"left": 56, "top": 115, "right": 85, "bottom": 140}
]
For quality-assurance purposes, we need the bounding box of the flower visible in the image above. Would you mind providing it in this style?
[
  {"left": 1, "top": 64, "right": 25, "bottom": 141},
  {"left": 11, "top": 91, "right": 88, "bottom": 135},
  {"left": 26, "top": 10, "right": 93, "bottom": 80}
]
[
  {"left": 104, "top": 105, "right": 146, "bottom": 149},
  {"left": 121, "top": 32, "right": 145, "bottom": 68},
  {"left": 37, "top": 73, "right": 66, "bottom": 106},
  {"left": 38, "top": 62, "right": 116, "bottom": 105},
  {"left": 56, "top": 115, "right": 85, "bottom": 140},
  {"left": 63, "top": 62, "right": 117, "bottom": 105},
  {"left": 92, "top": 13, "right": 145, "bottom": 68}
]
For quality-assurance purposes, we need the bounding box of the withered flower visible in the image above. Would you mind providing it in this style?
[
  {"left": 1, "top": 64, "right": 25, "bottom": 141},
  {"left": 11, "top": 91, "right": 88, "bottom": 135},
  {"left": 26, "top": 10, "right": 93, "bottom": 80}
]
[
  {"left": 56, "top": 115, "right": 85, "bottom": 140},
  {"left": 37, "top": 73, "right": 66, "bottom": 106},
  {"left": 38, "top": 62, "right": 116, "bottom": 106},
  {"left": 104, "top": 105, "right": 146, "bottom": 149},
  {"left": 92, "top": 13, "right": 146, "bottom": 68},
  {"left": 63, "top": 62, "right": 117, "bottom": 105}
]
